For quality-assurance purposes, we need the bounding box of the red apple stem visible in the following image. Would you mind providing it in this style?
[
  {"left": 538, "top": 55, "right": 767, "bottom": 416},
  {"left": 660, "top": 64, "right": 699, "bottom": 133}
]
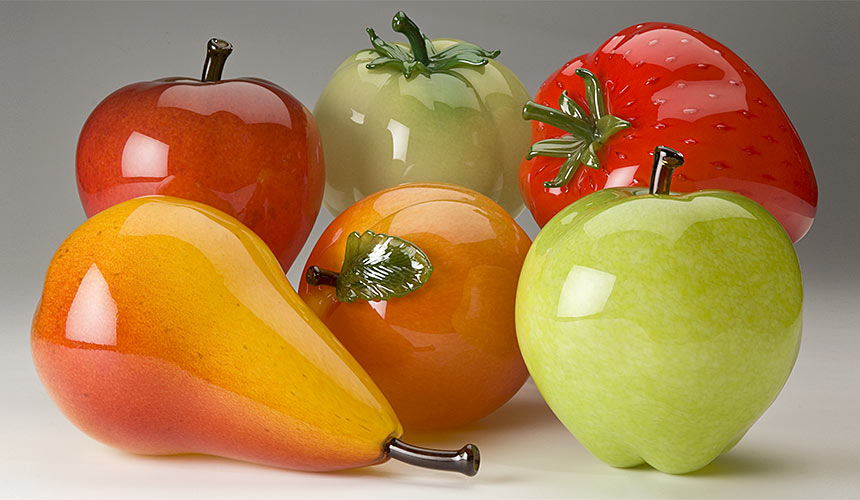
[
  {"left": 201, "top": 38, "right": 233, "bottom": 82},
  {"left": 649, "top": 146, "right": 685, "bottom": 195},
  {"left": 305, "top": 266, "right": 340, "bottom": 288},
  {"left": 384, "top": 437, "right": 480, "bottom": 476}
]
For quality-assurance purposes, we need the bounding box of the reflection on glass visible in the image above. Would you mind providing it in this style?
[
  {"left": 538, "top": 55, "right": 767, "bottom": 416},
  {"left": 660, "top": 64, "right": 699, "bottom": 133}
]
[
  {"left": 350, "top": 109, "right": 365, "bottom": 125},
  {"left": 556, "top": 265, "right": 616, "bottom": 318},
  {"left": 156, "top": 82, "right": 291, "bottom": 126},
  {"left": 605, "top": 165, "right": 638, "bottom": 188},
  {"left": 387, "top": 118, "right": 410, "bottom": 162},
  {"left": 65, "top": 263, "right": 118, "bottom": 346},
  {"left": 121, "top": 131, "right": 169, "bottom": 178}
]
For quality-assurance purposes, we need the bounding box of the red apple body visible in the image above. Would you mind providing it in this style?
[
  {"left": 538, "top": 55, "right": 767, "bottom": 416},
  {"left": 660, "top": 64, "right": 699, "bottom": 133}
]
[{"left": 76, "top": 51, "right": 324, "bottom": 270}]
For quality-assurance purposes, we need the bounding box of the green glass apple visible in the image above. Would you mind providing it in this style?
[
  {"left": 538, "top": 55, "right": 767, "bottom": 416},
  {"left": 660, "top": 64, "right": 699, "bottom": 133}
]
[{"left": 515, "top": 146, "right": 803, "bottom": 474}]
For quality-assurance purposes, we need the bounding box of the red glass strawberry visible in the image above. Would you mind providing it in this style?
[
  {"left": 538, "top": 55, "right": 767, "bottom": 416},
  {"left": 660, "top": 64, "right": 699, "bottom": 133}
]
[{"left": 519, "top": 22, "right": 817, "bottom": 242}]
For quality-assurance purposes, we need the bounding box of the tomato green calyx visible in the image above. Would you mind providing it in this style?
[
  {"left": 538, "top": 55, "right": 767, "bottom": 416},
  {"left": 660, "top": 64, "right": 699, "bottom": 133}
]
[
  {"left": 649, "top": 146, "right": 684, "bottom": 195},
  {"left": 305, "top": 230, "right": 433, "bottom": 303},
  {"left": 201, "top": 38, "right": 233, "bottom": 82},
  {"left": 366, "top": 11, "right": 500, "bottom": 78},
  {"left": 523, "top": 68, "right": 630, "bottom": 189}
]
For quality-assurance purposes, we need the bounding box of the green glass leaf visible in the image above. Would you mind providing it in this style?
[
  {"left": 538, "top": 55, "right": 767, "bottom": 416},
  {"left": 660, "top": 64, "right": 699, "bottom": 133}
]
[
  {"left": 365, "top": 12, "right": 499, "bottom": 78},
  {"left": 596, "top": 114, "right": 631, "bottom": 142},
  {"left": 523, "top": 72, "right": 630, "bottom": 190},
  {"left": 527, "top": 136, "right": 588, "bottom": 160},
  {"left": 336, "top": 230, "right": 433, "bottom": 303},
  {"left": 543, "top": 153, "right": 585, "bottom": 189},
  {"left": 558, "top": 91, "right": 591, "bottom": 125}
]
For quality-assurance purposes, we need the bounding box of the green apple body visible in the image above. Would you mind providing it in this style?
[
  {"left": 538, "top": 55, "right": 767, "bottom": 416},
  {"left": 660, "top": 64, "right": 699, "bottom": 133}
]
[
  {"left": 515, "top": 188, "right": 803, "bottom": 474},
  {"left": 314, "top": 39, "right": 529, "bottom": 217}
]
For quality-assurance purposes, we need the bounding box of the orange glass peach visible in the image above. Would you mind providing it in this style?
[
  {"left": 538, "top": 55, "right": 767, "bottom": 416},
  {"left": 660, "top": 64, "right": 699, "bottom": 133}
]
[{"left": 299, "top": 183, "right": 532, "bottom": 430}]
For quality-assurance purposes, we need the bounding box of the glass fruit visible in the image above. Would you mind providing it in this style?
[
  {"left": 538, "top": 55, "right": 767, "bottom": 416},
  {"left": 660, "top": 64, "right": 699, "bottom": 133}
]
[
  {"left": 31, "top": 196, "right": 478, "bottom": 475},
  {"left": 299, "top": 183, "right": 531, "bottom": 430},
  {"left": 516, "top": 147, "right": 803, "bottom": 473}
]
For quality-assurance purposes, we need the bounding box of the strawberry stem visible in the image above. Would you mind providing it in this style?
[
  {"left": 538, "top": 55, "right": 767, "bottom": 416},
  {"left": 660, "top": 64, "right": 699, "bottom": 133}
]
[{"left": 523, "top": 69, "right": 630, "bottom": 189}]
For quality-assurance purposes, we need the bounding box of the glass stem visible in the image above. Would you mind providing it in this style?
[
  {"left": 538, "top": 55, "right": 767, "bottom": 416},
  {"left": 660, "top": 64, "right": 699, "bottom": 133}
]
[
  {"left": 201, "top": 38, "right": 233, "bottom": 82},
  {"left": 305, "top": 266, "right": 340, "bottom": 288},
  {"left": 649, "top": 146, "right": 685, "bottom": 195},
  {"left": 385, "top": 437, "right": 479, "bottom": 476},
  {"left": 391, "top": 11, "right": 430, "bottom": 65}
]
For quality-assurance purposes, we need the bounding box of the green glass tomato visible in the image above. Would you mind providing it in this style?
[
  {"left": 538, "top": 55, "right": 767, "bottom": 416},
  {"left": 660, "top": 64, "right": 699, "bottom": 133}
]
[{"left": 314, "top": 11, "right": 530, "bottom": 216}]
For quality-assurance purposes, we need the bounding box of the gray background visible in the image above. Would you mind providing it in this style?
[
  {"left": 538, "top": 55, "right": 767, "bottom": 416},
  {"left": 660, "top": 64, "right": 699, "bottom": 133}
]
[{"left": 1, "top": 1, "right": 859, "bottom": 498}]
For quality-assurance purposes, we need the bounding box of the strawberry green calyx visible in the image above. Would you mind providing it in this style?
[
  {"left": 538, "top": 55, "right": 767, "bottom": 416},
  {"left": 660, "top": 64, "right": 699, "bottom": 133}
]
[
  {"left": 365, "top": 11, "right": 500, "bottom": 79},
  {"left": 523, "top": 68, "right": 630, "bottom": 189},
  {"left": 306, "top": 230, "right": 433, "bottom": 303}
]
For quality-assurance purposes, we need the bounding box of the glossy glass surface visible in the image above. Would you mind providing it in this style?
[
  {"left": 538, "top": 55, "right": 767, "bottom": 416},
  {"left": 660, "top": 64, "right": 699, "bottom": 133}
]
[
  {"left": 516, "top": 188, "right": 803, "bottom": 473},
  {"left": 314, "top": 39, "right": 530, "bottom": 217},
  {"left": 299, "top": 183, "right": 532, "bottom": 430},
  {"left": 520, "top": 23, "right": 817, "bottom": 242},
  {"left": 76, "top": 77, "right": 324, "bottom": 270},
  {"left": 31, "top": 196, "right": 400, "bottom": 472}
]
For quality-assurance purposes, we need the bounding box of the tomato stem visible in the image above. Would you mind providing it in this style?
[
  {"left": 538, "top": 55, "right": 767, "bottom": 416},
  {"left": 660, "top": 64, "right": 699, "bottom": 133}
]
[
  {"left": 201, "top": 38, "right": 233, "bottom": 82},
  {"left": 649, "top": 146, "right": 685, "bottom": 195},
  {"left": 365, "top": 12, "right": 499, "bottom": 78},
  {"left": 392, "top": 11, "right": 430, "bottom": 65}
]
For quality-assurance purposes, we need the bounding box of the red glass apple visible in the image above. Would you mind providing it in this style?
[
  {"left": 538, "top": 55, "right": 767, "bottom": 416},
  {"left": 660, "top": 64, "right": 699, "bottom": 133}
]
[{"left": 76, "top": 39, "right": 324, "bottom": 270}]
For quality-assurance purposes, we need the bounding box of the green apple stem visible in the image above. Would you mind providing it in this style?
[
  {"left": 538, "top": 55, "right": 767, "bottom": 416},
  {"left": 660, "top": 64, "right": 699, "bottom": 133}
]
[
  {"left": 649, "top": 146, "right": 685, "bottom": 195},
  {"left": 305, "top": 266, "right": 340, "bottom": 288},
  {"left": 384, "top": 437, "right": 479, "bottom": 477},
  {"left": 201, "top": 38, "right": 233, "bottom": 82}
]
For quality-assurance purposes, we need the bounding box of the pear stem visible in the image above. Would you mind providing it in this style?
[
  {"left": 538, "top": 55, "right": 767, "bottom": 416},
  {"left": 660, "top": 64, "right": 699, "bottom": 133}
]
[
  {"left": 384, "top": 437, "right": 479, "bottom": 476},
  {"left": 305, "top": 266, "right": 340, "bottom": 288},
  {"left": 649, "top": 146, "right": 685, "bottom": 195},
  {"left": 201, "top": 38, "right": 233, "bottom": 82}
]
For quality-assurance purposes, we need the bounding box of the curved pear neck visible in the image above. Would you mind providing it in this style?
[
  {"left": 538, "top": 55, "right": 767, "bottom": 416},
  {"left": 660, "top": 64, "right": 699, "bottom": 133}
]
[{"left": 385, "top": 437, "right": 479, "bottom": 476}]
